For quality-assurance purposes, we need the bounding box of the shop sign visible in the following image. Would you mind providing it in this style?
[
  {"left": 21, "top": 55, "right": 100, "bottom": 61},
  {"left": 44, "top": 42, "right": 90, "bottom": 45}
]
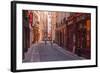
[
  {"left": 76, "top": 15, "right": 86, "bottom": 22},
  {"left": 68, "top": 20, "right": 73, "bottom": 25}
]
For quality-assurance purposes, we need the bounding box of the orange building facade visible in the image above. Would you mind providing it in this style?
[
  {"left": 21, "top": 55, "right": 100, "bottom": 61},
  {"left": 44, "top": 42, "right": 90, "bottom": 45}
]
[{"left": 55, "top": 13, "right": 91, "bottom": 59}]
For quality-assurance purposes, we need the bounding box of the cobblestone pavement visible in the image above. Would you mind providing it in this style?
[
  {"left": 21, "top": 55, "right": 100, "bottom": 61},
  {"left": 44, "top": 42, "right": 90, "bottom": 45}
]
[{"left": 23, "top": 41, "right": 84, "bottom": 62}]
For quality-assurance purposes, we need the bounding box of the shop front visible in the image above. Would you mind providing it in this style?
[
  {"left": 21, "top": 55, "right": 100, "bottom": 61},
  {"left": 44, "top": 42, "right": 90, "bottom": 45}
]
[
  {"left": 75, "top": 13, "right": 91, "bottom": 59},
  {"left": 66, "top": 15, "right": 76, "bottom": 52},
  {"left": 66, "top": 13, "right": 91, "bottom": 59}
]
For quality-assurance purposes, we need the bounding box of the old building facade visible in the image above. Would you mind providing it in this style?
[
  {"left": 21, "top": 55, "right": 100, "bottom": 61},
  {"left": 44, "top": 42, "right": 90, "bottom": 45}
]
[{"left": 54, "top": 12, "right": 91, "bottom": 59}]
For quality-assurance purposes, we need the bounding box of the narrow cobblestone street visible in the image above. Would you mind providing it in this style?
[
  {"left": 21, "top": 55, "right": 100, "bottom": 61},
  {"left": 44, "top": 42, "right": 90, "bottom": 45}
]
[
  {"left": 23, "top": 41, "right": 84, "bottom": 62},
  {"left": 22, "top": 11, "right": 91, "bottom": 62}
]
